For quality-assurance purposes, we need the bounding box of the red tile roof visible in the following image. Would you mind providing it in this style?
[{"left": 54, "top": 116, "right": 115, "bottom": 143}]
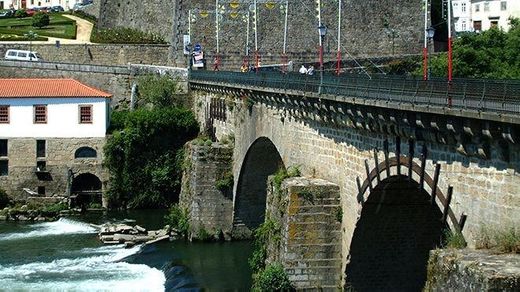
[{"left": 0, "top": 79, "right": 112, "bottom": 98}]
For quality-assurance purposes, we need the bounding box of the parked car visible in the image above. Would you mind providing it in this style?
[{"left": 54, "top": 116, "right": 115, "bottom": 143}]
[
  {"left": 72, "top": 3, "right": 85, "bottom": 11},
  {"left": 25, "top": 8, "right": 36, "bottom": 16},
  {"left": 4, "top": 49, "right": 43, "bottom": 62},
  {"left": 50, "top": 5, "right": 64, "bottom": 12},
  {"left": 0, "top": 9, "right": 15, "bottom": 18}
]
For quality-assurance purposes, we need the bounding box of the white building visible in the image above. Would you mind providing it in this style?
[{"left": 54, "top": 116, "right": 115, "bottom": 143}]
[
  {"left": 471, "top": 0, "right": 520, "bottom": 31},
  {"left": 0, "top": 78, "right": 110, "bottom": 204},
  {"left": 1, "top": 0, "right": 85, "bottom": 10},
  {"left": 452, "top": 0, "right": 473, "bottom": 32}
]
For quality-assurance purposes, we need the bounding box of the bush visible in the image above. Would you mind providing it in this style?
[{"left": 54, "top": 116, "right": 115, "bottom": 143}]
[
  {"left": 253, "top": 263, "right": 294, "bottom": 292},
  {"left": 14, "top": 9, "right": 27, "bottom": 18},
  {"left": 91, "top": 26, "right": 165, "bottom": 44},
  {"left": 137, "top": 75, "right": 183, "bottom": 108},
  {"left": 32, "top": 12, "right": 50, "bottom": 28},
  {"left": 215, "top": 172, "right": 233, "bottom": 192},
  {"left": 164, "top": 204, "right": 190, "bottom": 238},
  {"left": 0, "top": 188, "right": 9, "bottom": 209}
]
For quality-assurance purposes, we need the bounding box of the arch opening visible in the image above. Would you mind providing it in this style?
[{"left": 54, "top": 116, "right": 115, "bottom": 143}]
[
  {"left": 345, "top": 175, "right": 446, "bottom": 291},
  {"left": 75, "top": 147, "right": 97, "bottom": 159},
  {"left": 71, "top": 173, "right": 102, "bottom": 208},
  {"left": 234, "top": 137, "right": 284, "bottom": 231}
]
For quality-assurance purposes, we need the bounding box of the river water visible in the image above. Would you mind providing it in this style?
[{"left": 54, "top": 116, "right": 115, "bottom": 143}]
[{"left": 0, "top": 210, "right": 253, "bottom": 291}]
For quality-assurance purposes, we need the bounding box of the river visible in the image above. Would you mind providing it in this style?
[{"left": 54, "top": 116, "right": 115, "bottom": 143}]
[{"left": 0, "top": 210, "right": 253, "bottom": 291}]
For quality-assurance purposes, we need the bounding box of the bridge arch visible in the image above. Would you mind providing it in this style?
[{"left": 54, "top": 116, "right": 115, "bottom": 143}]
[
  {"left": 345, "top": 175, "right": 446, "bottom": 291},
  {"left": 345, "top": 139, "right": 467, "bottom": 291},
  {"left": 234, "top": 137, "right": 285, "bottom": 230}
]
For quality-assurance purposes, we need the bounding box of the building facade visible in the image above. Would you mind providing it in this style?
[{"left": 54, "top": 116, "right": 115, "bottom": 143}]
[
  {"left": 0, "top": 0, "right": 84, "bottom": 10},
  {"left": 0, "top": 79, "right": 111, "bottom": 205},
  {"left": 453, "top": 0, "right": 473, "bottom": 32},
  {"left": 471, "top": 0, "right": 520, "bottom": 31}
]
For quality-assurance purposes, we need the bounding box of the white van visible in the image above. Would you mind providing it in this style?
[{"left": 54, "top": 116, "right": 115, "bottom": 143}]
[{"left": 4, "top": 49, "right": 43, "bottom": 61}]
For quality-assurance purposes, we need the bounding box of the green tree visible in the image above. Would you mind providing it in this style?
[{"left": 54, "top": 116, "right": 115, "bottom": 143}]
[
  {"left": 14, "top": 9, "right": 28, "bottom": 18},
  {"left": 137, "top": 75, "right": 184, "bottom": 108},
  {"left": 426, "top": 18, "right": 520, "bottom": 79},
  {"left": 104, "top": 108, "right": 199, "bottom": 209},
  {"left": 32, "top": 12, "right": 50, "bottom": 29}
]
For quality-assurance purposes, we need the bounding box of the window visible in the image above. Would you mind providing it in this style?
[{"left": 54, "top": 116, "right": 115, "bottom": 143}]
[
  {"left": 462, "top": 20, "right": 467, "bottom": 31},
  {"left": 474, "top": 20, "right": 482, "bottom": 31},
  {"left": 475, "top": 4, "right": 480, "bottom": 12},
  {"left": 484, "top": 2, "right": 489, "bottom": 12},
  {"left": 0, "top": 105, "right": 8, "bottom": 123},
  {"left": 79, "top": 105, "right": 92, "bottom": 124},
  {"left": 461, "top": 3, "right": 466, "bottom": 12},
  {"left": 75, "top": 147, "right": 97, "bottom": 158},
  {"left": 7, "top": 51, "right": 16, "bottom": 57},
  {"left": 37, "top": 186, "right": 45, "bottom": 195},
  {"left": 501, "top": 1, "right": 507, "bottom": 11},
  {"left": 36, "top": 140, "right": 46, "bottom": 158},
  {"left": 0, "top": 140, "right": 6, "bottom": 157},
  {"left": 0, "top": 160, "right": 7, "bottom": 176},
  {"left": 36, "top": 161, "right": 46, "bottom": 172},
  {"left": 491, "top": 20, "right": 499, "bottom": 28},
  {"left": 34, "top": 105, "right": 47, "bottom": 124}
]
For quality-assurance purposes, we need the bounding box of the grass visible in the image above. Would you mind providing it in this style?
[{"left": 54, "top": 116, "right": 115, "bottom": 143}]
[
  {"left": 476, "top": 225, "right": 520, "bottom": 254},
  {"left": 443, "top": 229, "right": 467, "bottom": 249},
  {"left": 0, "top": 14, "right": 76, "bottom": 40}
]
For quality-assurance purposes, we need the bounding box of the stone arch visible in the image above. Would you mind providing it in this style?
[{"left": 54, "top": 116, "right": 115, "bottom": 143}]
[
  {"left": 234, "top": 137, "right": 284, "bottom": 231},
  {"left": 345, "top": 138, "right": 468, "bottom": 291},
  {"left": 356, "top": 139, "right": 466, "bottom": 232},
  {"left": 345, "top": 175, "right": 446, "bottom": 291},
  {"left": 71, "top": 172, "right": 102, "bottom": 207},
  {"left": 74, "top": 146, "right": 97, "bottom": 159}
]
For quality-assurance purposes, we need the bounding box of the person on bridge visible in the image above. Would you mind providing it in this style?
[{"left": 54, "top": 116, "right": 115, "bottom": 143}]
[
  {"left": 299, "top": 65, "right": 308, "bottom": 74},
  {"left": 307, "top": 65, "right": 315, "bottom": 75},
  {"left": 240, "top": 64, "right": 248, "bottom": 73}
]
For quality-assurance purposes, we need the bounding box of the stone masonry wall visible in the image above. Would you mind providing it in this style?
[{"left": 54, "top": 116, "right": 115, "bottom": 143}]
[
  {"left": 266, "top": 177, "right": 342, "bottom": 290},
  {"left": 0, "top": 44, "right": 171, "bottom": 66},
  {"left": 98, "top": 0, "right": 176, "bottom": 43},
  {"left": 425, "top": 249, "right": 520, "bottom": 291},
  {"left": 96, "top": 0, "right": 425, "bottom": 66},
  {"left": 0, "top": 138, "right": 107, "bottom": 201},
  {"left": 179, "top": 141, "right": 234, "bottom": 239},
  {"left": 192, "top": 90, "right": 520, "bottom": 287}
]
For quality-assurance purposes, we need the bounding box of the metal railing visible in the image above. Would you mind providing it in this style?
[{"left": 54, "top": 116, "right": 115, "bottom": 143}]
[{"left": 189, "top": 70, "right": 520, "bottom": 115}]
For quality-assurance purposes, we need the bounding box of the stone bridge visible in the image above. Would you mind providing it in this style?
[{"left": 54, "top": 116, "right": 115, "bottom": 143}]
[{"left": 186, "top": 70, "right": 520, "bottom": 290}]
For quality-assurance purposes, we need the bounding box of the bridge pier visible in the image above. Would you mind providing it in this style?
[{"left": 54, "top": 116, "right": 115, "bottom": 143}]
[{"left": 266, "top": 176, "right": 342, "bottom": 290}]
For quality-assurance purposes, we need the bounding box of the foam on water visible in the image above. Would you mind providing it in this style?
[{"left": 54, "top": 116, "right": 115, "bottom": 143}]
[
  {"left": 0, "top": 241, "right": 165, "bottom": 291},
  {"left": 0, "top": 218, "right": 97, "bottom": 241}
]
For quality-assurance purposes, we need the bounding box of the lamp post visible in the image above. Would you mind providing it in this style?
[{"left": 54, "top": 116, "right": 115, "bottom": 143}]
[
  {"left": 318, "top": 24, "right": 327, "bottom": 94},
  {"left": 185, "top": 43, "right": 192, "bottom": 72},
  {"left": 426, "top": 26, "right": 435, "bottom": 80},
  {"left": 24, "top": 30, "right": 38, "bottom": 61}
]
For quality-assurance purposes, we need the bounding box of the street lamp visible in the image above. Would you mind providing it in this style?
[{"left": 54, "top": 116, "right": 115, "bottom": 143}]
[
  {"left": 426, "top": 26, "right": 435, "bottom": 80},
  {"left": 185, "top": 43, "right": 192, "bottom": 72},
  {"left": 318, "top": 24, "right": 327, "bottom": 94},
  {"left": 24, "top": 30, "right": 38, "bottom": 61}
]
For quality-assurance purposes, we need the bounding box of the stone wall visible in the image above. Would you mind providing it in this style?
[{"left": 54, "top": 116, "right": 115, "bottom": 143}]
[
  {"left": 179, "top": 141, "right": 234, "bottom": 239},
  {"left": 98, "top": 0, "right": 176, "bottom": 43},
  {"left": 96, "top": 0, "right": 425, "bottom": 66},
  {"left": 0, "top": 61, "right": 188, "bottom": 108},
  {"left": 425, "top": 249, "right": 520, "bottom": 291},
  {"left": 0, "top": 44, "right": 170, "bottom": 66},
  {"left": 267, "top": 177, "right": 342, "bottom": 290},
  {"left": 0, "top": 138, "right": 107, "bottom": 201}
]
